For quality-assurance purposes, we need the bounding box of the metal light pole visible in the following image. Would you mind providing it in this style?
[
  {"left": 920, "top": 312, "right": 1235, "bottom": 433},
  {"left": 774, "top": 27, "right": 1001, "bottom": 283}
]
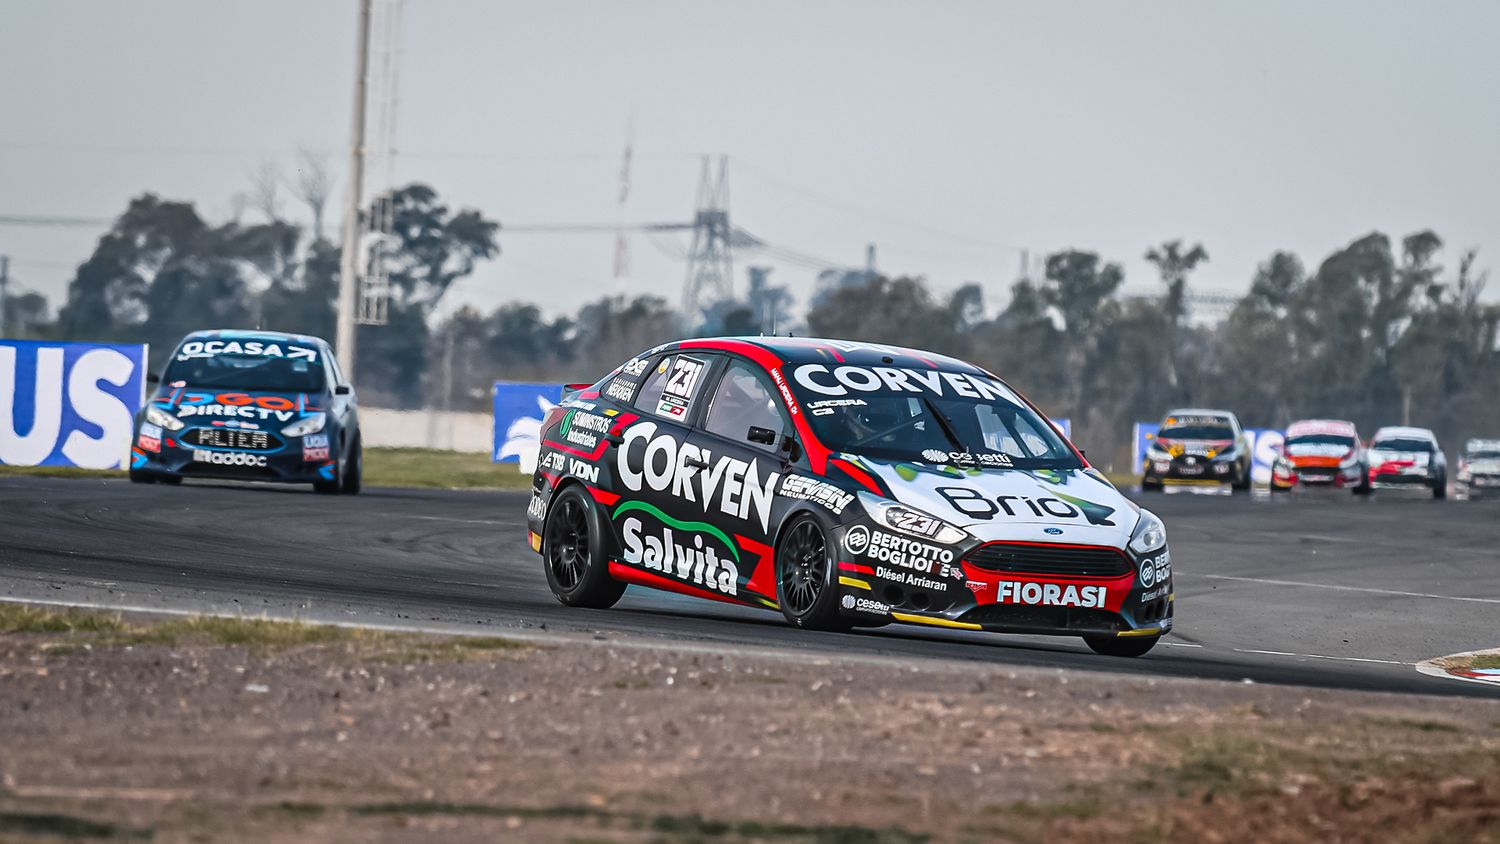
[{"left": 336, "top": 0, "right": 373, "bottom": 381}]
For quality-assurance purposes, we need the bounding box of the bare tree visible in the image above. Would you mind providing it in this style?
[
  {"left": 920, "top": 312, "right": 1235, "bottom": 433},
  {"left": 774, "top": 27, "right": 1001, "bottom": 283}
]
[
  {"left": 290, "top": 148, "right": 334, "bottom": 242},
  {"left": 247, "top": 160, "right": 285, "bottom": 223}
]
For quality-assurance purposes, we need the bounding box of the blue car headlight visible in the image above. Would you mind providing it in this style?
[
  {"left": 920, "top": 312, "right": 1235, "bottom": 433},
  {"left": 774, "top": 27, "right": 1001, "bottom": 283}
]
[
  {"left": 1128, "top": 510, "right": 1167, "bottom": 557},
  {"left": 281, "top": 413, "right": 327, "bottom": 438}
]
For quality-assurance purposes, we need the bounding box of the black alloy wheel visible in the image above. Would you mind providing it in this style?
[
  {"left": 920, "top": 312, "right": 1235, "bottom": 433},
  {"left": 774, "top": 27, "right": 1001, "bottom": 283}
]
[
  {"left": 542, "top": 485, "right": 626, "bottom": 609},
  {"left": 776, "top": 516, "right": 847, "bottom": 631},
  {"left": 341, "top": 436, "right": 363, "bottom": 495}
]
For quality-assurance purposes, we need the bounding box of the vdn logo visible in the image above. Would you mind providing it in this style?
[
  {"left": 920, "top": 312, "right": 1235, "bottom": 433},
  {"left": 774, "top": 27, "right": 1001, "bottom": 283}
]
[{"left": 1, "top": 342, "right": 146, "bottom": 469}]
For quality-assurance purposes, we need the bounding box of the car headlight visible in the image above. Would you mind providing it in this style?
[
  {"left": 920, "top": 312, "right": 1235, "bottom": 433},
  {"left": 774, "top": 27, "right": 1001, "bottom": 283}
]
[
  {"left": 144, "top": 404, "right": 184, "bottom": 432},
  {"left": 1128, "top": 509, "right": 1167, "bottom": 556},
  {"left": 1211, "top": 446, "right": 1237, "bottom": 461},
  {"left": 281, "top": 413, "right": 327, "bottom": 437},
  {"left": 1147, "top": 442, "right": 1171, "bottom": 458},
  {"left": 856, "top": 491, "right": 969, "bottom": 545}
]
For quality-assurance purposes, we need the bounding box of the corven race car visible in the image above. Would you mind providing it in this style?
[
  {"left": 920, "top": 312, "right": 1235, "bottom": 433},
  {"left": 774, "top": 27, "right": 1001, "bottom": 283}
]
[
  {"left": 526, "top": 337, "right": 1173, "bottom": 657},
  {"left": 1366, "top": 426, "right": 1446, "bottom": 498},
  {"left": 1271, "top": 419, "right": 1369, "bottom": 494},
  {"left": 1456, "top": 438, "right": 1500, "bottom": 499},
  {"left": 1140, "top": 408, "right": 1251, "bottom": 492},
  {"left": 130, "top": 329, "right": 363, "bottom": 494}
]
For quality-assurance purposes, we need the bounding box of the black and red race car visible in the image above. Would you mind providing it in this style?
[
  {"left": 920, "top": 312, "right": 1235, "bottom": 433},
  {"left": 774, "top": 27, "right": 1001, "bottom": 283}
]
[{"left": 525, "top": 337, "right": 1173, "bottom": 657}]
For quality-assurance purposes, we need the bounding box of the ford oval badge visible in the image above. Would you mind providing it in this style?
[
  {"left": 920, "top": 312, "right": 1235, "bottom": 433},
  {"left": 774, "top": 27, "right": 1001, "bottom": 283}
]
[{"left": 1044, "top": 527, "right": 1063, "bottom": 535}]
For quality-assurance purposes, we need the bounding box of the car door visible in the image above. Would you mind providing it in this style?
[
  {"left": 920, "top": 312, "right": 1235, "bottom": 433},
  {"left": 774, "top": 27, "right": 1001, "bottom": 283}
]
[
  {"left": 605, "top": 351, "right": 730, "bottom": 593},
  {"left": 680, "top": 357, "right": 798, "bottom": 601}
]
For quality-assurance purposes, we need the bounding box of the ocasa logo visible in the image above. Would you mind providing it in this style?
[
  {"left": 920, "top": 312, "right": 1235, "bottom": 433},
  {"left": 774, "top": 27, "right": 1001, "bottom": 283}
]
[{"left": 1, "top": 341, "right": 145, "bottom": 469}]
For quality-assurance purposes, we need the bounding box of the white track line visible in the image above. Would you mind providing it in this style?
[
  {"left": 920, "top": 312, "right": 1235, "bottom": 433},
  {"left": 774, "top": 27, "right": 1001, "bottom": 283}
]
[
  {"left": 409, "top": 516, "right": 509, "bottom": 526},
  {"left": 1234, "top": 648, "right": 1411, "bottom": 666},
  {"left": 1195, "top": 574, "right": 1500, "bottom": 605}
]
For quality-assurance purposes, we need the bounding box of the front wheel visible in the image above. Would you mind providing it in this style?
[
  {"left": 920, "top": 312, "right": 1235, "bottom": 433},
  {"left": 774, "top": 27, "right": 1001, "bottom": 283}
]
[
  {"left": 776, "top": 516, "right": 848, "bottom": 631},
  {"left": 1232, "top": 463, "right": 1252, "bottom": 492},
  {"left": 542, "top": 485, "right": 626, "bottom": 609},
  {"left": 128, "top": 468, "right": 155, "bottom": 484},
  {"left": 341, "top": 436, "right": 363, "bottom": 495},
  {"left": 1083, "top": 634, "right": 1160, "bottom": 657}
]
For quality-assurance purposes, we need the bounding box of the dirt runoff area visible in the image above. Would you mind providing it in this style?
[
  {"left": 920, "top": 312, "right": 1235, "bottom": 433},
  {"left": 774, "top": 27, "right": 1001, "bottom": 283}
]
[{"left": 1, "top": 605, "right": 1498, "bottom": 843}]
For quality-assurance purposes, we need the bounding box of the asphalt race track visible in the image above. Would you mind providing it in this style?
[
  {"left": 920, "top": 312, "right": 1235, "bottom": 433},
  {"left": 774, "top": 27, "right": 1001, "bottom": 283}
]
[{"left": 2, "top": 475, "right": 1497, "bottom": 697}]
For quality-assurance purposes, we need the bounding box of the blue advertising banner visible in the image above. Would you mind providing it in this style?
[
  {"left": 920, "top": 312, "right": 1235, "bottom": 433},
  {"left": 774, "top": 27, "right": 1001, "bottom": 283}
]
[
  {"left": 1131, "top": 421, "right": 1285, "bottom": 484},
  {"left": 493, "top": 381, "right": 564, "bottom": 472},
  {"left": 1, "top": 339, "right": 148, "bottom": 469}
]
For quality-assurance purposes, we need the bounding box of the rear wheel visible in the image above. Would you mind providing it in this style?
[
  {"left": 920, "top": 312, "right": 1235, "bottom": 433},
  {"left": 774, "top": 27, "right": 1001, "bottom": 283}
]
[
  {"left": 1433, "top": 477, "right": 1447, "bottom": 499},
  {"left": 542, "top": 485, "right": 626, "bottom": 609},
  {"left": 1083, "top": 634, "right": 1160, "bottom": 657},
  {"left": 776, "top": 516, "right": 848, "bottom": 631}
]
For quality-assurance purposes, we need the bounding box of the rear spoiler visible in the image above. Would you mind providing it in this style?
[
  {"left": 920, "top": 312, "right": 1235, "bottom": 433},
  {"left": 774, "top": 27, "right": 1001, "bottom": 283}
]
[{"left": 559, "top": 382, "right": 593, "bottom": 403}]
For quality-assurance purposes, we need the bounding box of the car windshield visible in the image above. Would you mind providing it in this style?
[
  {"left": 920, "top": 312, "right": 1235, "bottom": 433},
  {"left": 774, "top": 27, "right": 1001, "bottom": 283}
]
[
  {"left": 1284, "top": 433, "right": 1354, "bottom": 456},
  {"left": 788, "top": 366, "right": 1080, "bottom": 469},
  {"left": 164, "top": 340, "right": 325, "bottom": 393},
  {"left": 1159, "top": 423, "right": 1234, "bottom": 440},
  {"left": 1372, "top": 438, "right": 1433, "bottom": 453},
  {"left": 1466, "top": 450, "right": 1500, "bottom": 460}
]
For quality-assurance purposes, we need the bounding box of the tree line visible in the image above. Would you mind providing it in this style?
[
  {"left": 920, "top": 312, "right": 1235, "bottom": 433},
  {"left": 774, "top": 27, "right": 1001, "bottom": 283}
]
[{"left": 6, "top": 183, "right": 1495, "bottom": 469}]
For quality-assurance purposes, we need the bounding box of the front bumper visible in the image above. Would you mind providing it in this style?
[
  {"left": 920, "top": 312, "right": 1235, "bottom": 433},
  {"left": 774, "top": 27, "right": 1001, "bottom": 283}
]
[
  {"left": 1271, "top": 462, "right": 1362, "bottom": 489},
  {"left": 835, "top": 531, "right": 1173, "bottom": 639},
  {"left": 1142, "top": 455, "right": 1237, "bottom": 485},
  {"left": 130, "top": 426, "right": 337, "bottom": 485}
]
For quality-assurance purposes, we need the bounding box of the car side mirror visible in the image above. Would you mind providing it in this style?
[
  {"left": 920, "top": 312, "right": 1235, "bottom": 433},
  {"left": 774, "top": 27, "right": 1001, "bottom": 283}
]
[
  {"left": 146, "top": 372, "right": 160, "bottom": 384},
  {"left": 335, "top": 384, "right": 352, "bottom": 396},
  {"left": 747, "top": 426, "right": 777, "bottom": 445}
]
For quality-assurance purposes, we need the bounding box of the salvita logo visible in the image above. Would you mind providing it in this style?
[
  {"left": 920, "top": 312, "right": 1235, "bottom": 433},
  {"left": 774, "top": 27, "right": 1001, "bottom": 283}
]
[
  {"left": 192, "top": 450, "right": 267, "bottom": 467},
  {"left": 792, "top": 364, "right": 1015, "bottom": 402},
  {"left": 995, "top": 580, "right": 1106, "bottom": 608},
  {"left": 616, "top": 421, "right": 780, "bottom": 532},
  {"left": 1, "top": 341, "right": 146, "bottom": 469},
  {"left": 615, "top": 501, "right": 741, "bottom": 596}
]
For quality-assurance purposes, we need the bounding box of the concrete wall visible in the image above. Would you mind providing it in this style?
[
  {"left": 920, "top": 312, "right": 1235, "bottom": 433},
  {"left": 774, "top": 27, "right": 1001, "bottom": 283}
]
[{"left": 359, "top": 407, "right": 491, "bottom": 453}]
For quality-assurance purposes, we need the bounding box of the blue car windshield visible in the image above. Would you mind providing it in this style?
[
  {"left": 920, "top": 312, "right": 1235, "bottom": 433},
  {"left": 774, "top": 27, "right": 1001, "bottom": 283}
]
[
  {"left": 164, "top": 340, "right": 325, "bottom": 393},
  {"left": 787, "top": 364, "right": 1080, "bottom": 469}
]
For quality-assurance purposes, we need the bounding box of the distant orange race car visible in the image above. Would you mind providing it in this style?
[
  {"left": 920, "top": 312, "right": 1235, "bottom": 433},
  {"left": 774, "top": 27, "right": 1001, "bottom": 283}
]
[{"left": 1270, "top": 419, "right": 1368, "bottom": 494}]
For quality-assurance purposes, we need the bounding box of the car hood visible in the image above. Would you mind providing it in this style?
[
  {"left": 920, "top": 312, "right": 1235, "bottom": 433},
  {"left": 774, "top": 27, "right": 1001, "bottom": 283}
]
[{"left": 841, "top": 456, "right": 1142, "bottom": 548}]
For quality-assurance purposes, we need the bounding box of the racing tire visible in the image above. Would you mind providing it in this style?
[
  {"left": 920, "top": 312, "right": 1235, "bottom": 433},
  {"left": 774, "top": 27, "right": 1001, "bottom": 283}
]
[
  {"left": 1140, "top": 477, "right": 1162, "bottom": 493},
  {"left": 541, "top": 485, "right": 626, "bottom": 609},
  {"left": 128, "top": 469, "right": 155, "bottom": 484},
  {"left": 1083, "top": 634, "right": 1160, "bottom": 658},
  {"left": 775, "top": 515, "right": 850, "bottom": 632},
  {"left": 341, "top": 436, "right": 363, "bottom": 496},
  {"left": 158, "top": 474, "right": 181, "bottom": 486},
  {"left": 1231, "top": 464, "right": 1251, "bottom": 492},
  {"left": 1433, "top": 478, "right": 1446, "bottom": 500}
]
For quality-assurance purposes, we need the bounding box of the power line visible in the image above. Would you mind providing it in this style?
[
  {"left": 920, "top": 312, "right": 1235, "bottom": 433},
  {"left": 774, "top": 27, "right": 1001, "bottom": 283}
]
[{"left": 0, "top": 214, "right": 113, "bottom": 228}]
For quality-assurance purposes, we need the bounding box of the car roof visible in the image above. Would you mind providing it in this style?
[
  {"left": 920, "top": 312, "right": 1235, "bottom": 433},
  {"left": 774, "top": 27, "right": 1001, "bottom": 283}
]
[
  {"left": 1162, "top": 408, "right": 1239, "bottom": 423},
  {"left": 668, "top": 336, "right": 986, "bottom": 374},
  {"left": 1372, "top": 426, "right": 1436, "bottom": 442},
  {"left": 1464, "top": 438, "right": 1500, "bottom": 452},
  {"left": 182, "top": 328, "right": 328, "bottom": 346}
]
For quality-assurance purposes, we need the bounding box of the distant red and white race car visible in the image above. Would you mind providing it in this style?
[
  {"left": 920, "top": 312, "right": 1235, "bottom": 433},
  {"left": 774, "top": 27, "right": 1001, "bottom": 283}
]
[
  {"left": 1271, "top": 419, "right": 1369, "bottom": 494},
  {"left": 1366, "top": 426, "right": 1446, "bottom": 498}
]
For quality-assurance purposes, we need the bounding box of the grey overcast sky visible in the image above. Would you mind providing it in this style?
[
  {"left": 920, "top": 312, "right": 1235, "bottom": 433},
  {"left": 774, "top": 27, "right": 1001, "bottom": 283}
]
[{"left": 3, "top": 0, "right": 1499, "bottom": 320}]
